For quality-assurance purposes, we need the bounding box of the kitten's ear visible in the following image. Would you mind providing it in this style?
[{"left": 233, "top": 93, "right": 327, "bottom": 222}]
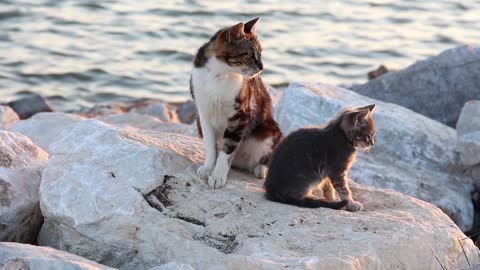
[
  {"left": 225, "top": 22, "right": 245, "bottom": 42},
  {"left": 244, "top": 17, "right": 259, "bottom": 35},
  {"left": 353, "top": 109, "right": 370, "bottom": 126},
  {"left": 361, "top": 104, "right": 376, "bottom": 112}
]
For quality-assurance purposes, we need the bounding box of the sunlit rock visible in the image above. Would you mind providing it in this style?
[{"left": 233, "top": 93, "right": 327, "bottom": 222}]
[
  {"left": 0, "top": 105, "right": 20, "bottom": 129},
  {"left": 37, "top": 119, "right": 477, "bottom": 270},
  {"left": 0, "top": 242, "right": 115, "bottom": 270},
  {"left": 274, "top": 82, "right": 474, "bottom": 231},
  {"left": 0, "top": 131, "right": 48, "bottom": 243}
]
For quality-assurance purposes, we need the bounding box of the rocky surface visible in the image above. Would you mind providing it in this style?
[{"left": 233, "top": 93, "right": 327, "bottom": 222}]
[
  {"left": 9, "top": 112, "right": 85, "bottom": 153},
  {"left": 457, "top": 101, "right": 480, "bottom": 167},
  {"left": 0, "top": 106, "right": 20, "bottom": 129},
  {"left": 353, "top": 45, "right": 480, "bottom": 127},
  {"left": 7, "top": 94, "right": 54, "bottom": 119},
  {"left": 0, "top": 131, "right": 48, "bottom": 243},
  {"left": 148, "top": 263, "right": 196, "bottom": 270},
  {"left": 33, "top": 118, "right": 477, "bottom": 270},
  {"left": 0, "top": 242, "right": 115, "bottom": 270},
  {"left": 274, "top": 82, "right": 474, "bottom": 231}
]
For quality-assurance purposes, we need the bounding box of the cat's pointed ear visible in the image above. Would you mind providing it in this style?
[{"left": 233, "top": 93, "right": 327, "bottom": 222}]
[
  {"left": 244, "top": 17, "right": 259, "bottom": 35},
  {"left": 225, "top": 22, "right": 245, "bottom": 42},
  {"left": 351, "top": 109, "right": 372, "bottom": 127},
  {"left": 359, "top": 104, "right": 376, "bottom": 112}
]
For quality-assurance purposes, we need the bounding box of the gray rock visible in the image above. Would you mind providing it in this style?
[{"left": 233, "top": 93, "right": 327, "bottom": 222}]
[
  {"left": 132, "top": 102, "right": 179, "bottom": 123},
  {"left": 148, "top": 262, "right": 196, "bottom": 270},
  {"left": 274, "top": 82, "right": 474, "bottom": 231},
  {"left": 0, "top": 131, "right": 48, "bottom": 243},
  {"left": 353, "top": 45, "right": 480, "bottom": 127},
  {"left": 176, "top": 100, "right": 197, "bottom": 124},
  {"left": 0, "top": 242, "right": 115, "bottom": 270},
  {"left": 457, "top": 101, "right": 480, "bottom": 166},
  {"left": 8, "top": 94, "right": 53, "bottom": 119},
  {"left": 37, "top": 119, "right": 478, "bottom": 270}
]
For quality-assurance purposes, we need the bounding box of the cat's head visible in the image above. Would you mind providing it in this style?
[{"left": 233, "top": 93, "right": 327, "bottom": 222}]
[
  {"left": 340, "top": 104, "right": 376, "bottom": 151},
  {"left": 214, "top": 17, "right": 264, "bottom": 78}
]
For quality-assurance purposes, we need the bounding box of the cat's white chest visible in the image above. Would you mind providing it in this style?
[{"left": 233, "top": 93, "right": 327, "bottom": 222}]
[{"left": 192, "top": 60, "right": 244, "bottom": 130}]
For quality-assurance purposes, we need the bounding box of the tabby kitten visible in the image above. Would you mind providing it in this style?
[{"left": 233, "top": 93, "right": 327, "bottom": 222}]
[
  {"left": 190, "top": 18, "right": 282, "bottom": 189},
  {"left": 264, "top": 104, "right": 376, "bottom": 211}
]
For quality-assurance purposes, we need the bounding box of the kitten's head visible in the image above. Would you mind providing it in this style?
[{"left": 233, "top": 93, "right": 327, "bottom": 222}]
[
  {"left": 340, "top": 104, "right": 376, "bottom": 151},
  {"left": 214, "top": 17, "right": 263, "bottom": 78}
]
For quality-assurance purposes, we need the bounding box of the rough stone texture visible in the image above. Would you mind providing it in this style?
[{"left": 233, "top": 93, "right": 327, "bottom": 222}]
[
  {"left": 132, "top": 102, "right": 179, "bottom": 123},
  {"left": 0, "top": 131, "right": 48, "bottom": 243},
  {"left": 353, "top": 45, "right": 480, "bottom": 127},
  {"left": 97, "top": 113, "right": 196, "bottom": 137},
  {"left": 0, "top": 242, "right": 115, "bottom": 270},
  {"left": 9, "top": 112, "right": 197, "bottom": 155},
  {"left": 176, "top": 100, "right": 197, "bottom": 124},
  {"left": 37, "top": 119, "right": 478, "bottom": 270},
  {"left": 274, "top": 82, "right": 474, "bottom": 231},
  {"left": 148, "top": 262, "right": 196, "bottom": 270},
  {"left": 9, "top": 112, "right": 85, "bottom": 153},
  {"left": 457, "top": 101, "right": 480, "bottom": 166},
  {"left": 8, "top": 94, "right": 54, "bottom": 119},
  {"left": 0, "top": 105, "right": 20, "bottom": 129}
]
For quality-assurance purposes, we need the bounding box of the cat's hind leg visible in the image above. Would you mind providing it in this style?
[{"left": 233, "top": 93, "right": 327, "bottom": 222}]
[{"left": 232, "top": 137, "right": 274, "bottom": 179}]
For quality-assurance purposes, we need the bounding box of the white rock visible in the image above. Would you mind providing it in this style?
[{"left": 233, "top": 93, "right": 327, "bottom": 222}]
[
  {"left": 148, "top": 262, "right": 196, "bottom": 270},
  {"left": 9, "top": 112, "right": 85, "bottom": 153},
  {"left": 38, "top": 119, "right": 478, "bottom": 270},
  {"left": 274, "top": 82, "right": 474, "bottom": 231},
  {"left": 0, "top": 242, "right": 115, "bottom": 270},
  {"left": 9, "top": 112, "right": 197, "bottom": 155},
  {"left": 97, "top": 113, "right": 197, "bottom": 137},
  {"left": 0, "top": 106, "right": 20, "bottom": 129},
  {"left": 457, "top": 101, "right": 480, "bottom": 166},
  {"left": 0, "top": 131, "right": 48, "bottom": 243}
]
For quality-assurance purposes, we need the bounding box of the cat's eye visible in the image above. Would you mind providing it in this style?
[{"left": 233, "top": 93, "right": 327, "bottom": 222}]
[{"left": 231, "top": 53, "right": 247, "bottom": 58}]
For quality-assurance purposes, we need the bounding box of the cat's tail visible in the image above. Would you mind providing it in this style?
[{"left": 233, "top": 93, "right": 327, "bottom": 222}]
[{"left": 267, "top": 193, "right": 348, "bottom": 209}]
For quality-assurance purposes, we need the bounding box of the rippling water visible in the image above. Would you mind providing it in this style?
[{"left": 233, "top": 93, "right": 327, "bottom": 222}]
[{"left": 0, "top": 0, "right": 478, "bottom": 111}]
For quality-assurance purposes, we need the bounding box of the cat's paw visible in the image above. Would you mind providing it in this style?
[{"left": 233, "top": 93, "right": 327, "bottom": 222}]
[
  {"left": 208, "top": 174, "right": 227, "bottom": 189},
  {"left": 197, "top": 165, "right": 213, "bottom": 180},
  {"left": 346, "top": 200, "right": 363, "bottom": 212},
  {"left": 253, "top": 164, "right": 268, "bottom": 179}
]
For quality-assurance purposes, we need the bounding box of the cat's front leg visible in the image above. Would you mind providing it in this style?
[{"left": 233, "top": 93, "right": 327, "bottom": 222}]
[
  {"left": 331, "top": 174, "right": 363, "bottom": 212},
  {"left": 197, "top": 120, "right": 217, "bottom": 179},
  {"left": 209, "top": 122, "right": 246, "bottom": 188}
]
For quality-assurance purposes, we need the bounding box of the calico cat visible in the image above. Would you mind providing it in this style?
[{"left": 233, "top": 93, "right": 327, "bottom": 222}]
[
  {"left": 264, "top": 104, "right": 376, "bottom": 211},
  {"left": 190, "top": 18, "right": 282, "bottom": 189}
]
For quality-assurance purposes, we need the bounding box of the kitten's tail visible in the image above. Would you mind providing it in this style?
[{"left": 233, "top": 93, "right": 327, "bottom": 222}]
[{"left": 267, "top": 193, "right": 348, "bottom": 209}]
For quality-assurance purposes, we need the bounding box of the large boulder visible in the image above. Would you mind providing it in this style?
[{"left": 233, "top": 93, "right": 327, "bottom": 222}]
[
  {"left": 0, "top": 242, "right": 115, "bottom": 270},
  {"left": 353, "top": 45, "right": 480, "bottom": 127},
  {"left": 9, "top": 112, "right": 85, "bottom": 153},
  {"left": 456, "top": 101, "right": 480, "bottom": 166},
  {"left": 274, "top": 82, "right": 474, "bottom": 231},
  {"left": 0, "top": 131, "right": 48, "bottom": 243},
  {"left": 0, "top": 106, "right": 20, "bottom": 129},
  {"left": 38, "top": 119, "right": 478, "bottom": 270},
  {"left": 9, "top": 112, "right": 197, "bottom": 154}
]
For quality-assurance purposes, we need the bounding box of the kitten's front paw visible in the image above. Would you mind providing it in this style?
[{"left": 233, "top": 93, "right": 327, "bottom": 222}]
[
  {"left": 197, "top": 165, "right": 213, "bottom": 180},
  {"left": 346, "top": 200, "right": 363, "bottom": 212},
  {"left": 253, "top": 164, "right": 268, "bottom": 179},
  {"left": 208, "top": 175, "right": 227, "bottom": 189}
]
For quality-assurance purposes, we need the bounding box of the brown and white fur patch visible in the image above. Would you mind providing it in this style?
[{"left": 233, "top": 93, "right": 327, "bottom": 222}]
[{"left": 191, "top": 18, "right": 282, "bottom": 188}]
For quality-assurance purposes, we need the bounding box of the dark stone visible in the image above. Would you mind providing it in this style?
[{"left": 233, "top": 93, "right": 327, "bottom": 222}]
[
  {"left": 8, "top": 94, "right": 53, "bottom": 119},
  {"left": 176, "top": 100, "right": 197, "bottom": 124}
]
